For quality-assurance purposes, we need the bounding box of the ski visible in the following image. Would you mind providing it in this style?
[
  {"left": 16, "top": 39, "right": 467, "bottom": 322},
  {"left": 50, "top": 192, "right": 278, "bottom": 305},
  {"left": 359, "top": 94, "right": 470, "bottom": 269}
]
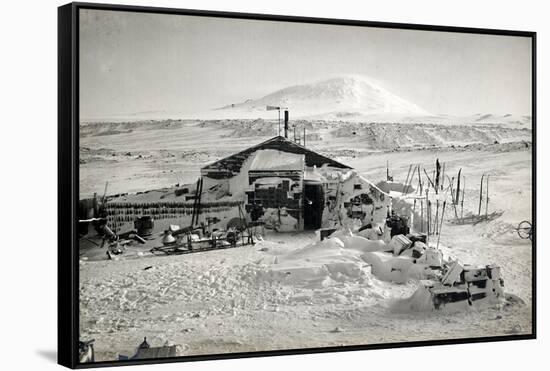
[
  {"left": 478, "top": 174, "right": 485, "bottom": 216},
  {"left": 455, "top": 168, "right": 462, "bottom": 205}
]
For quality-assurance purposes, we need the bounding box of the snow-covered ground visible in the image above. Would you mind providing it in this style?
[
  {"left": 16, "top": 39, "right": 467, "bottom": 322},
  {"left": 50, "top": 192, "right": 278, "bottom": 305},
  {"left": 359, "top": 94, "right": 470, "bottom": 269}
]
[
  {"left": 79, "top": 119, "right": 531, "bottom": 197},
  {"left": 80, "top": 229, "right": 531, "bottom": 361},
  {"left": 79, "top": 119, "right": 532, "bottom": 362}
]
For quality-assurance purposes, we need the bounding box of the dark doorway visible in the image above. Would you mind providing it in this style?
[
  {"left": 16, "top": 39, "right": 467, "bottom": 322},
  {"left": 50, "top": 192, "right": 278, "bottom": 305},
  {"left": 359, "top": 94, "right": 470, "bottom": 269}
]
[{"left": 303, "top": 182, "right": 324, "bottom": 230}]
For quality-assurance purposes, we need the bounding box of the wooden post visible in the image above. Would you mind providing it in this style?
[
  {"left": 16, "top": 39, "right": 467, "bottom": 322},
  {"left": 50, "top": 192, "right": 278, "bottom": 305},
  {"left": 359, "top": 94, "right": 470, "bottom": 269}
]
[
  {"left": 436, "top": 201, "right": 446, "bottom": 249},
  {"left": 449, "top": 176, "right": 459, "bottom": 221},
  {"left": 455, "top": 169, "right": 462, "bottom": 205},
  {"left": 485, "top": 175, "right": 490, "bottom": 220},
  {"left": 407, "top": 165, "right": 420, "bottom": 192},
  {"left": 404, "top": 164, "right": 413, "bottom": 193},
  {"left": 278, "top": 109, "right": 280, "bottom": 136},
  {"left": 93, "top": 192, "right": 98, "bottom": 216},
  {"left": 420, "top": 199, "right": 424, "bottom": 233},
  {"left": 435, "top": 159, "right": 441, "bottom": 194},
  {"left": 284, "top": 110, "right": 289, "bottom": 138},
  {"left": 417, "top": 165, "right": 422, "bottom": 195},
  {"left": 435, "top": 199, "right": 439, "bottom": 234},
  {"left": 413, "top": 198, "right": 417, "bottom": 227},
  {"left": 102, "top": 181, "right": 109, "bottom": 204},
  {"left": 423, "top": 168, "right": 436, "bottom": 191},
  {"left": 407, "top": 164, "right": 418, "bottom": 194},
  {"left": 441, "top": 162, "right": 446, "bottom": 191},
  {"left": 426, "top": 189, "right": 430, "bottom": 241}
]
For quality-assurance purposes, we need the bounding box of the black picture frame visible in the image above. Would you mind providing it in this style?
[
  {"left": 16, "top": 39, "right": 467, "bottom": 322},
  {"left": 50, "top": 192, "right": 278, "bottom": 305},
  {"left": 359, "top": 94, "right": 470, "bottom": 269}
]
[{"left": 58, "top": 2, "right": 537, "bottom": 368}]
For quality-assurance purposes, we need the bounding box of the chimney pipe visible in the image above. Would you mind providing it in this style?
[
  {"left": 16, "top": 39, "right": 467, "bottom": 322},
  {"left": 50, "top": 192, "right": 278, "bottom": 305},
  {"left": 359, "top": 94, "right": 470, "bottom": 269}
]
[{"left": 284, "top": 110, "right": 289, "bottom": 138}]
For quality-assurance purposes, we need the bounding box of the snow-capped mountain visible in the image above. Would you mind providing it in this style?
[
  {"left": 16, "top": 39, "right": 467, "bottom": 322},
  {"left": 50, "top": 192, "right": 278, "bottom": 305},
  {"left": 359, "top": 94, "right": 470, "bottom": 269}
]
[
  {"left": 81, "top": 75, "right": 531, "bottom": 128},
  {"left": 215, "top": 75, "right": 430, "bottom": 119}
]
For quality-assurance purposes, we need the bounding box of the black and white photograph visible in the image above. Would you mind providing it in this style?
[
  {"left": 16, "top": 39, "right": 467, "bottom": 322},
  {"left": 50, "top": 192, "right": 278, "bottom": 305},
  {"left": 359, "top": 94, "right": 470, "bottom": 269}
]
[
  {"left": 5, "top": 0, "right": 550, "bottom": 370},
  {"left": 72, "top": 3, "right": 535, "bottom": 366}
]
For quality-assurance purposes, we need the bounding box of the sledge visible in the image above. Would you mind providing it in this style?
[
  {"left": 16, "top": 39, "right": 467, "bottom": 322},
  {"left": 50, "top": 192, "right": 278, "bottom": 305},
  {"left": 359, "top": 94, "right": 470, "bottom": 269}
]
[
  {"left": 150, "top": 227, "right": 254, "bottom": 255},
  {"left": 448, "top": 211, "right": 503, "bottom": 225}
]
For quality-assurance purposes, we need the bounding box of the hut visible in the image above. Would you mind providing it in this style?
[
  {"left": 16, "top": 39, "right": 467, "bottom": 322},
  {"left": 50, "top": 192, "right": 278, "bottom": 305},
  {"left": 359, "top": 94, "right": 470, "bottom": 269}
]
[{"left": 201, "top": 136, "right": 390, "bottom": 231}]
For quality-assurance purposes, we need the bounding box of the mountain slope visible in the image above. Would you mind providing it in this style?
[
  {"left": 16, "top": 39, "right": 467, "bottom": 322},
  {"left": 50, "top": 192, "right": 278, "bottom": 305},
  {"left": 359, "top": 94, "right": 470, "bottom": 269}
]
[{"left": 216, "top": 75, "right": 430, "bottom": 119}]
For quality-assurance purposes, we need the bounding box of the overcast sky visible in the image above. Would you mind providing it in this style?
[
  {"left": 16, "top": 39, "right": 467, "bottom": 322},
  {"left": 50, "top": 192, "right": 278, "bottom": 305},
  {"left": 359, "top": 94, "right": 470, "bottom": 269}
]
[{"left": 80, "top": 9, "right": 532, "bottom": 120}]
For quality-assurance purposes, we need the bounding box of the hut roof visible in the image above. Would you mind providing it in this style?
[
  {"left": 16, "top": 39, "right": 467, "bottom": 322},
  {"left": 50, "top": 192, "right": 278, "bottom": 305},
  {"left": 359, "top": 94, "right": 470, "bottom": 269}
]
[
  {"left": 201, "top": 136, "right": 351, "bottom": 179},
  {"left": 249, "top": 150, "right": 304, "bottom": 172}
]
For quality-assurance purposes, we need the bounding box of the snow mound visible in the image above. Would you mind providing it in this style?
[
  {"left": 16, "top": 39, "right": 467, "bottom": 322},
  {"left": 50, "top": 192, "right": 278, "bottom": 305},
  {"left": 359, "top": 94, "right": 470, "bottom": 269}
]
[
  {"left": 389, "top": 285, "right": 467, "bottom": 313},
  {"left": 361, "top": 251, "right": 436, "bottom": 284},
  {"left": 257, "top": 231, "right": 439, "bottom": 289},
  {"left": 246, "top": 236, "right": 390, "bottom": 303},
  {"left": 339, "top": 235, "right": 388, "bottom": 253},
  {"left": 259, "top": 237, "right": 369, "bottom": 288}
]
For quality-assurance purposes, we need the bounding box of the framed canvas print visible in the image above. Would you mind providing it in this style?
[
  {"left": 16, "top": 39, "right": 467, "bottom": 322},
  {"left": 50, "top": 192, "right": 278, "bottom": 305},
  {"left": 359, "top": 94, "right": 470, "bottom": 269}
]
[{"left": 58, "top": 2, "right": 536, "bottom": 368}]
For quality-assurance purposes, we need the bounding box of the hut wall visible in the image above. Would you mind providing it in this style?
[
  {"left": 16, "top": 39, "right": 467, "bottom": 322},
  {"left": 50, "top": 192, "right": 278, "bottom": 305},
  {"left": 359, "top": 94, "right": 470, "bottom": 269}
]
[
  {"left": 104, "top": 200, "right": 243, "bottom": 234},
  {"left": 245, "top": 171, "right": 304, "bottom": 228},
  {"left": 320, "top": 169, "right": 390, "bottom": 229}
]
